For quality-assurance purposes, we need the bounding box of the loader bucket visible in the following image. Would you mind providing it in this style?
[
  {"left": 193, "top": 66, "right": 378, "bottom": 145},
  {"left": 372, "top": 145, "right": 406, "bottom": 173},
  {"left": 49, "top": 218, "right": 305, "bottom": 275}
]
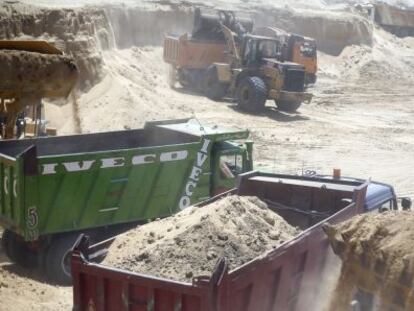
[{"left": 0, "top": 40, "right": 63, "bottom": 55}]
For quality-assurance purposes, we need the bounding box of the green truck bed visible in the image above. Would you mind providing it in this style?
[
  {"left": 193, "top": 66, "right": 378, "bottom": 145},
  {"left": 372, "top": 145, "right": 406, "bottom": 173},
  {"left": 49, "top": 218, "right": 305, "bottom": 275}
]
[{"left": 0, "top": 119, "right": 249, "bottom": 241}]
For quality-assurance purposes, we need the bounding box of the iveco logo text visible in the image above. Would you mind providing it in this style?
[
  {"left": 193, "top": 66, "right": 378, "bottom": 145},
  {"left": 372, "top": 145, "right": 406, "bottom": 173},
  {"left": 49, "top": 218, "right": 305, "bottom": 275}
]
[
  {"left": 179, "top": 139, "right": 211, "bottom": 210},
  {"left": 41, "top": 150, "right": 189, "bottom": 175}
]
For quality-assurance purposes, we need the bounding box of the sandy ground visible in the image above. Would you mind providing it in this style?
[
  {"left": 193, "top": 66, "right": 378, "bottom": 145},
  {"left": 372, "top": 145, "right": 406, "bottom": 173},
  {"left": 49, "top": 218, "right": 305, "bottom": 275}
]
[
  {"left": 0, "top": 0, "right": 414, "bottom": 309},
  {"left": 0, "top": 249, "right": 71, "bottom": 311}
]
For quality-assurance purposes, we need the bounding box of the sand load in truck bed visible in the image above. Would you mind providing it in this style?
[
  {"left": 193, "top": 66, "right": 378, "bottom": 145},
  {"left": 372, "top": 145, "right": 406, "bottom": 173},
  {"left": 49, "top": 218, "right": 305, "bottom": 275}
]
[
  {"left": 0, "top": 50, "right": 78, "bottom": 98},
  {"left": 103, "top": 195, "right": 301, "bottom": 282},
  {"left": 325, "top": 211, "right": 414, "bottom": 311}
]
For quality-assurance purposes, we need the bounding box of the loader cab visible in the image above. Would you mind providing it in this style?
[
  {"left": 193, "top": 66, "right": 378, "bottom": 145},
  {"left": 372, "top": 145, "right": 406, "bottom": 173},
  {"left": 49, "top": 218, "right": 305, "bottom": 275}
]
[
  {"left": 212, "top": 141, "right": 253, "bottom": 195},
  {"left": 242, "top": 35, "right": 282, "bottom": 66}
]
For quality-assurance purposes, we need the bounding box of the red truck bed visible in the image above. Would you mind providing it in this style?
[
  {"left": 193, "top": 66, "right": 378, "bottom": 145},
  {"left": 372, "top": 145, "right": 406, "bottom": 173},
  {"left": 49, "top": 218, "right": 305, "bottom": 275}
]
[{"left": 71, "top": 171, "right": 369, "bottom": 311}]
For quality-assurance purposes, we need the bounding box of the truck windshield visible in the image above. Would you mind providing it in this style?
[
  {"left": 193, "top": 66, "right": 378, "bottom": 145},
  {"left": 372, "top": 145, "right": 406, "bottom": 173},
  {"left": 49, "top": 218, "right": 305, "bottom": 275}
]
[
  {"left": 300, "top": 41, "right": 316, "bottom": 57},
  {"left": 220, "top": 154, "right": 243, "bottom": 179}
]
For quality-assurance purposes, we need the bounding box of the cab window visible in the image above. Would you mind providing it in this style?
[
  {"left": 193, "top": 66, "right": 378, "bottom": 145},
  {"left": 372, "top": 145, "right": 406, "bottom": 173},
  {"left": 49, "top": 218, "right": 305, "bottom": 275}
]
[
  {"left": 378, "top": 200, "right": 393, "bottom": 212},
  {"left": 258, "top": 40, "right": 280, "bottom": 58},
  {"left": 300, "top": 42, "right": 316, "bottom": 57},
  {"left": 243, "top": 39, "right": 256, "bottom": 64},
  {"left": 219, "top": 154, "right": 243, "bottom": 179}
]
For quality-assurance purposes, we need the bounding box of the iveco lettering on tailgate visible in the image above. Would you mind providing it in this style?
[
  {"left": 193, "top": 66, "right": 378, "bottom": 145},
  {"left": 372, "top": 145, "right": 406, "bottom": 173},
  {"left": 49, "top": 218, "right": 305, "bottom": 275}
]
[{"left": 41, "top": 150, "right": 189, "bottom": 175}]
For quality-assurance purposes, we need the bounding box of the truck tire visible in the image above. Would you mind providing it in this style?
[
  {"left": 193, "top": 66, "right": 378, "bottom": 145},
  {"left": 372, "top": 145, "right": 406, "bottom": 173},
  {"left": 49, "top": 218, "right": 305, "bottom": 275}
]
[
  {"left": 44, "top": 233, "right": 80, "bottom": 285},
  {"left": 1, "top": 229, "right": 13, "bottom": 261},
  {"left": 177, "top": 69, "right": 188, "bottom": 88},
  {"left": 190, "top": 70, "right": 205, "bottom": 93},
  {"left": 306, "top": 73, "right": 317, "bottom": 85},
  {"left": 204, "top": 66, "right": 228, "bottom": 101},
  {"left": 2, "top": 229, "right": 37, "bottom": 269},
  {"left": 168, "top": 65, "right": 177, "bottom": 88},
  {"left": 236, "top": 76, "right": 267, "bottom": 112},
  {"left": 275, "top": 100, "right": 302, "bottom": 112}
]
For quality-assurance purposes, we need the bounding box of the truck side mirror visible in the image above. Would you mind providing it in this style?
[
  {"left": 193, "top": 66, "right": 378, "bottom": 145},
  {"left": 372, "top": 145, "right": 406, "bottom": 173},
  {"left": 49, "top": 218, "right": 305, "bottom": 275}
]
[{"left": 401, "top": 197, "right": 412, "bottom": 211}]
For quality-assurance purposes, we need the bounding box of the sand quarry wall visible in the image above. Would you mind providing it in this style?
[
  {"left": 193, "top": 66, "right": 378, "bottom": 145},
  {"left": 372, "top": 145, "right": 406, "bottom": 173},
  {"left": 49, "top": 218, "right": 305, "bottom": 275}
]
[
  {"left": 104, "top": 4, "right": 373, "bottom": 55},
  {"left": 0, "top": 2, "right": 374, "bottom": 90},
  {"left": 252, "top": 7, "right": 373, "bottom": 56}
]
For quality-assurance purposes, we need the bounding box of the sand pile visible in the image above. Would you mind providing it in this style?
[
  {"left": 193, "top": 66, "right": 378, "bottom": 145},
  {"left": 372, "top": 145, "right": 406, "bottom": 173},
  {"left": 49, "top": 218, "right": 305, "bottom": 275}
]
[
  {"left": 104, "top": 195, "right": 301, "bottom": 282},
  {"left": 0, "top": 266, "right": 71, "bottom": 311},
  {"left": 0, "top": 50, "right": 78, "bottom": 97},
  {"left": 325, "top": 211, "right": 414, "bottom": 310}
]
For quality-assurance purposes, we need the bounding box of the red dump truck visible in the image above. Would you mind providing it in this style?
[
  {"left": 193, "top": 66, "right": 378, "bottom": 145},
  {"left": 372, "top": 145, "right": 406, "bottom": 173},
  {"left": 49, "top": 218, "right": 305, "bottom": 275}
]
[{"left": 71, "top": 171, "right": 401, "bottom": 311}]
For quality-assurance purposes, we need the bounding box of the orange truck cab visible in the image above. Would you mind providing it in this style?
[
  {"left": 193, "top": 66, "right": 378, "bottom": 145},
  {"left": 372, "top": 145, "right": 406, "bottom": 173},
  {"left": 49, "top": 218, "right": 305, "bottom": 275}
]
[{"left": 286, "top": 34, "right": 317, "bottom": 85}]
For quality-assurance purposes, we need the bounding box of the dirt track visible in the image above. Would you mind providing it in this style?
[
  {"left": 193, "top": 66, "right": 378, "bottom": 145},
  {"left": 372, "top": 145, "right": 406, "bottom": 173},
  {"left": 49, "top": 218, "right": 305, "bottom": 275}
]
[{"left": 0, "top": 249, "right": 71, "bottom": 311}]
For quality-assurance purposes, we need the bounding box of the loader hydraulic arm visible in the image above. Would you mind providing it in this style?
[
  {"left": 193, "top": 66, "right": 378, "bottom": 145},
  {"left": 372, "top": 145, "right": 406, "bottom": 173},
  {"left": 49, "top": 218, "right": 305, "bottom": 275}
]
[{"left": 220, "top": 23, "right": 241, "bottom": 67}]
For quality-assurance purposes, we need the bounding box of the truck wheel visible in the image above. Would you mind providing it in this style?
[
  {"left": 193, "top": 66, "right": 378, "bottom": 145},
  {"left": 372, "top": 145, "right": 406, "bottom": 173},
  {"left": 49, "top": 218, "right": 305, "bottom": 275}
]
[
  {"left": 275, "top": 100, "right": 302, "bottom": 112},
  {"left": 177, "top": 69, "right": 188, "bottom": 88},
  {"left": 204, "top": 66, "right": 228, "bottom": 100},
  {"left": 2, "top": 229, "right": 37, "bottom": 269},
  {"left": 1, "top": 229, "right": 13, "bottom": 261},
  {"left": 168, "top": 65, "right": 177, "bottom": 88},
  {"left": 44, "top": 233, "right": 80, "bottom": 285},
  {"left": 190, "top": 70, "right": 205, "bottom": 93},
  {"left": 237, "top": 76, "right": 267, "bottom": 112},
  {"left": 306, "top": 73, "right": 317, "bottom": 85}
]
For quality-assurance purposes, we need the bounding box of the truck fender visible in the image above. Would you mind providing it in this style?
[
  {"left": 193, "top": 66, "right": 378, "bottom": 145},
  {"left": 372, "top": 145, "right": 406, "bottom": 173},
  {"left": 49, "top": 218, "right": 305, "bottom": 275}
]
[
  {"left": 234, "top": 69, "right": 265, "bottom": 86},
  {"left": 234, "top": 70, "right": 252, "bottom": 86},
  {"left": 213, "top": 63, "right": 232, "bottom": 83}
]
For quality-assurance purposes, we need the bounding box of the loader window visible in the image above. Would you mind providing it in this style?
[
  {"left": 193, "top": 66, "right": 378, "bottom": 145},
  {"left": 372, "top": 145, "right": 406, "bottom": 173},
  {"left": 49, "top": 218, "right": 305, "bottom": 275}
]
[
  {"left": 258, "top": 40, "right": 280, "bottom": 59},
  {"left": 244, "top": 39, "right": 280, "bottom": 64},
  {"left": 244, "top": 40, "right": 256, "bottom": 64},
  {"left": 220, "top": 154, "right": 243, "bottom": 179}
]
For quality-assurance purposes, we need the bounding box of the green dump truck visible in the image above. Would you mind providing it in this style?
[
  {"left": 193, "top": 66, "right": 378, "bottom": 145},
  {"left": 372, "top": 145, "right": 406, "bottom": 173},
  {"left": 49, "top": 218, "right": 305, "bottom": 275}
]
[{"left": 0, "top": 118, "right": 253, "bottom": 283}]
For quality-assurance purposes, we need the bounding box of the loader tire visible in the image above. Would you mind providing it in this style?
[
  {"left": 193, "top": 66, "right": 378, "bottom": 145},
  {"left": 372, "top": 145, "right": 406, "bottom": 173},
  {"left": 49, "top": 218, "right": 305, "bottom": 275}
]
[
  {"left": 44, "top": 233, "right": 80, "bottom": 285},
  {"left": 2, "top": 229, "right": 37, "bottom": 269},
  {"left": 204, "top": 66, "right": 228, "bottom": 101},
  {"left": 275, "top": 100, "right": 302, "bottom": 112},
  {"left": 237, "top": 76, "right": 267, "bottom": 112}
]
